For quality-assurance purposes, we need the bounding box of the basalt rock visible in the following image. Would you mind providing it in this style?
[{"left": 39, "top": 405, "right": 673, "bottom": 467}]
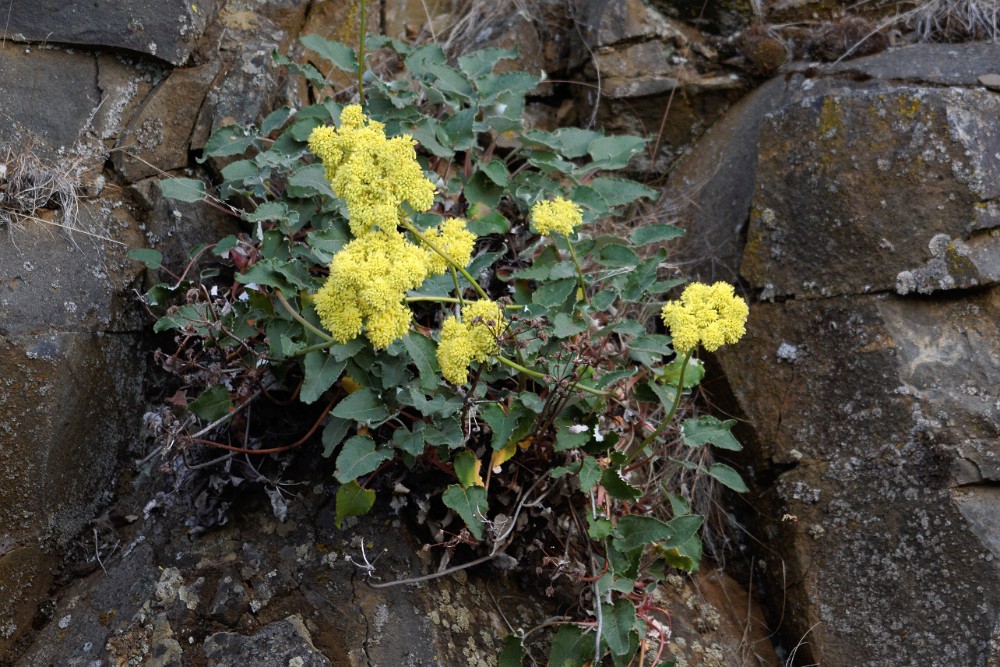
[
  {"left": 669, "top": 43, "right": 1000, "bottom": 666},
  {"left": 2, "top": 0, "right": 215, "bottom": 66}
]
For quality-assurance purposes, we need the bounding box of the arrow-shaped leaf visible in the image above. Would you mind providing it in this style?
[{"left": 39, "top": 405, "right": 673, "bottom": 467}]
[{"left": 441, "top": 484, "right": 487, "bottom": 540}]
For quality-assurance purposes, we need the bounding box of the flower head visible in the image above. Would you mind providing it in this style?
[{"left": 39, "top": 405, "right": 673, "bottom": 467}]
[
  {"left": 314, "top": 230, "right": 429, "bottom": 348},
  {"left": 530, "top": 196, "right": 583, "bottom": 237},
  {"left": 660, "top": 282, "right": 748, "bottom": 354},
  {"left": 437, "top": 299, "right": 506, "bottom": 384},
  {"left": 308, "top": 105, "right": 436, "bottom": 237},
  {"left": 423, "top": 217, "right": 477, "bottom": 275}
]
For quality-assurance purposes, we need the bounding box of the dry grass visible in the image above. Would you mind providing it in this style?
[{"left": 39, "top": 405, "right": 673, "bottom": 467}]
[
  {"left": 907, "top": 0, "right": 1000, "bottom": 40},
  {"left": 0, "top": 141, "right": 84, "bottom": 236}
]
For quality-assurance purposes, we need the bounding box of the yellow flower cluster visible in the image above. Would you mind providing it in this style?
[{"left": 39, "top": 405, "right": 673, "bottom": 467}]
[
  {"left": 437, "top": 300, "right": 506, "bottom": 384},
  {"left": 423, "top": 217, "right": 477, "bottom": 275},
  {"left": 660, "top": 282, "right": 749, "bottom": 354},
  {"left": 530, "top": 196, "right": 583, "bottom": 237},
  {"left": 313, "top": 230, "right": 430, "bottom": 349},
  {"left": 308, "top": 105, "right": 436, "bottom": 237}
]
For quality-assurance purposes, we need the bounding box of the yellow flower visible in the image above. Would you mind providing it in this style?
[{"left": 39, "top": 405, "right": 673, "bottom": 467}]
[
  {"left": 660, "top": 282, "right": 748, "bottom": 354},
  {"left": 530, "top": 196, "right": 583, "bottom": 237},
  {"left": 314, "top": 230, "right": 430, "bottom": 348},
  {"left": 437, "top": 300, "right": 506, "bottom": 384},
  {"left": 308, "top": 105, "right": 436, "bottom": 237},
  {"left": 422, "top": 218, "right": 477, "bottom": 275}
]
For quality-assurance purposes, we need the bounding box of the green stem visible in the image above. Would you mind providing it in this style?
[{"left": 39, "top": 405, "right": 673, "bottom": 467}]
[
  {"left": 275, "top": 290, "right": 336, "bottom": 343},
  {"left": 357, "top": 0, "right": 366, "bottom": 103},
  {"left": 564, "top": 234, "right": 589, "bottom": 305},
  {"left": 626, "top": 350, "right": 692, "bottom": 465},
  {"left": 401, "top": 220, "right": 490, "bottom": 300},
  {"left": 406, "top": 295, "right": 522, "bottom": 309},
  {"left": 293, "top": 339, "right": 339, "bottom": 356},
  {"left": 496, "top": 355, "right": 608, "bottom": 397},
  {"left": 451, "top": 267, "right": 465, "bottom": 310}
]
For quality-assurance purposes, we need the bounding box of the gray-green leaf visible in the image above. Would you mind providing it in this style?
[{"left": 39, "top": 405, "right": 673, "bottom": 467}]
[
  {"left": 680, "top": 416, "right": 742, "bottom": 451},
  {"left": 441, "top": 484, "right": 488, "bottom": 540},
  {"left": 334, "top": 436, "right": 393, "bottom": 483},
  {"left": 332, "top": 388, "right": 390, "bottom": 424},
  {"left": 159, "top": 177, "right": 207, "bottom": 202},
  {"left": 188, "top": 384, "right": 232, "bottom": 422},
  {"left": 300, "top": 351, "right": 346, "bottom": 404},
  {"left": 708, "top": 463, "right": 748, "bottom": 492}
]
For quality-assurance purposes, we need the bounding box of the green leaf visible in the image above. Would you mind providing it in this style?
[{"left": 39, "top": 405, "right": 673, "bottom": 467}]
[
  {"left": 602, "top": 598, "right": 637, "bottom": 656},
  {"left": 659, "top": 356, "right": 704, "bottom": 389},
  {"left": 245, "top": 201, "right": 301, "bottom": 229},
  {"left": 440, "top": 108, "right": 477, "bottom": 151},
  {"left": 454, "top": 449, "right": 483, "bottom": 488},
  {"left": 221, "top": 159, "right": 258, "bottom": 183},
  {"left": 477, "top": 71, "right": 540, "bottom": 103},
  {"left": 464, "top": 171, "right": 503, "bottom": 207},
  {"left": 554, "top": 427, "right": 589, "bottom": 452},
  {"left": 708, "top": 463, "right": 749, "bottom": 492},
  {"left": 332, "top": 388, "right": 390, "bottom": 424},
  {"left": 287, "top": 164, "right": 335, "bottom": 198},
  {"left": 523, "top": 127, "right": 603, "bottom": 158},
  {"left": 587, "top": 515, "right": 613, "bottom": 540},
  {"left": 590, "top": 176, "right": 658, "bottom": 208},
  {"left": 457, "top": 47, "right": 517, "bottom": 79},
  {"left": 646, "top": 379, "right": 677, "bottom": 411},
  {"left": 201, "top": 125, "right": 255, "bottom": 158},
  {"left": 579, "top": 456, "right": 603, "bottom": 492},
  {"left": 441, "top": 484, "right": 488, "bottom": 540},
  {"left": 424, "top": 417, "right": 465, "bottom": 448},
  {"left": 628, "top": 334, "right": 673, "bottom": 367},
  {"left": 334, "top": 436, "right": 393, "bottom": 483},
  {"left": 214, "top": 235, "right": 240, "bottom": 256},
  {"left": 680, "top": 416, "right": 742, "bottom": 451},
  {"left": 630, "top": 223, "right": 685, "bottom": 245},
  {"left": 612, "top": 515, "right": 673, "bottom": 552},
  {"left": 551, "top": 312, "right": 587, "bottom": 338},
  {"left": 601, "top": 467, "right": 641, "bottom": 502},
  {"left": 532, "top": 278, "right": 576, "bottom": 309},
  {"left": 622, "top": 251, "right": 664, "bottom": 302},
  {"left": 402, "top": 333, "right": 440, "bottom": 392},
  {"left": 548, "top": 624, "right": 594, "bottom": 667},
  {"left": 321, "top": 416, "right": 351, "bottom": 457},
  {"left": 261, "top": 107, "right": 294, "bottom": 135},
  {"left": 300, "top": 351, "right": 346, "bottom": 404},
  {"left": 479, "top": 159, "right": 509, "bottom": 186},
  {"left": 128, "top": 247, "right": 163, "bottom": 269},
  {"left": 664, "top": 514, "right": 704, "bottom": 548},
  {"left": 335, "top": 480, "right": 376, "bottom": 528},
  {"left": 300, "top": 34, "right": 359, "bottom": 71},
  {"left": 392, "top": 423, "right": 426, "bottom": 457},
  {"left": 498, "top": 634, "right": 526, "bottom": 667},
  {"left": 595, "top": 369, "right": 637, "bottom": 389},
  {"left": 159, "top": 177, "right": 207, "bottom": 202},
  {"left": 467, "top": 211, "right": 509, "bottom": 236},
  {"left": 587, "top": 135, "right": 646, "bottom": 170},
  {"left": 661, "top": 532, "right": 702, "bottom": 573},
  {"left": 597, "top": 243, "right": 638, "bottom": 268},
  {"left": 153, "top": 303, "right": 210, "bottom": 333},
  {"left": 187, "top": 385, "right": 232, "bottom": 422},
  {"left": 481, "top": 403, "right": 530, "bottom": 451},
  {"left": 518, "top": 391, "right": 545, "bottom": 413}
]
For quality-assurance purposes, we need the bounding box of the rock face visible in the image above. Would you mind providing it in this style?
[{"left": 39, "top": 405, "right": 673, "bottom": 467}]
[
  {"left": 670, "top": 43, "right": 1000, "bottom": 666},
  {"left": 4, "top": 0, "right": 214, "bottom": 66},
  {"left": 14, "top": 487, "right": 543, "bottom": 667}
]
